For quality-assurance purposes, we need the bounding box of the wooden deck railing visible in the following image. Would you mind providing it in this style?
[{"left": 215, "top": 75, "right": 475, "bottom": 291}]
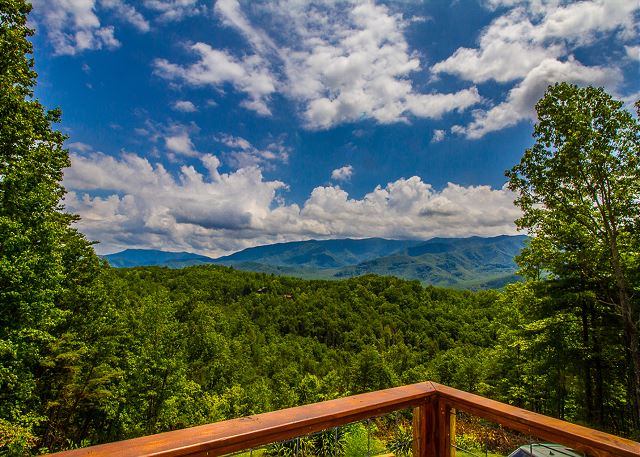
[{"left": 49, "top": 381, "right": 639, "bottom": 457}]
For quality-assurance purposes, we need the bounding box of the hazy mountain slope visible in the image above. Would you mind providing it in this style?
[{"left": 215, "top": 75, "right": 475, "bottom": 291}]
[
  {"left": 333, "top": 235, "right": 526, "bottom": 287},
  {"left": 104, "top": 236, "right": 527, "bottom": 289},
  {"left": 103, "top": 249, "right": 215, "bottom": 268},
  {"left": 214, "top": 238, "right": 421, "bottom": 269}
]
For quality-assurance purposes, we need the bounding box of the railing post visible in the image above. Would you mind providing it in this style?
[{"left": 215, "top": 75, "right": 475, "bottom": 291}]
[
  {"left": 450, "top": 407, "right": 456, "bottom": 457},
  {"left": 413, "top": 397, "right": 453, "bottom": 457},
  {"left": 412, "top": 399, "right": 430, "bottom": 457},
  {"left": 437, "top": 399, "right": 452, "bottom": 457},
  {"left": 413, "top": 397, "right": 449, "bottom": 457}
]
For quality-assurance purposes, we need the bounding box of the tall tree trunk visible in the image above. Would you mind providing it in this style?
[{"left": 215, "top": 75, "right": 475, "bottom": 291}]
[
  {"left": 608, "top": 239, "right": 640, "bottom": 430},
  {"left": 581, "top": 300, "right": 593, "bottom": 423},
  {"left": 590, "top": 301, "right": 604, "bottom": 427},
  {"left": 622, "top": 298, "right": 640, "bottom": 431}
]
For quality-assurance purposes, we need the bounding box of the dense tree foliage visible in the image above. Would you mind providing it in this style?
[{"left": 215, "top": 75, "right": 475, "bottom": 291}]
[
  {"left": 507, "top": 83, "right": 640, "bottom": 432},
  {"left": 6, "top": 262, "right": 638, "bottom": 453},
  {"left": 53, "top": 267, "right": 507, "bottom": 447},
  {"left": 0, "top": 0, "right": 105, "bottom": 451},
  {"left": 2, "top": 1, "right": 638, "bottom": 453}
]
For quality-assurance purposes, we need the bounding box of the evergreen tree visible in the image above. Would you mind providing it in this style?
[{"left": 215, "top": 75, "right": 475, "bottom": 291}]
[{"left": 0, "top": 0, "right": 102, "bottom": 451}]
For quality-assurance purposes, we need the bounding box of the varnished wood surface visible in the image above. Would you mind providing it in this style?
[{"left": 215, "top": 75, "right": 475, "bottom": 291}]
[
  {"left": 433, "top": 382, "right": 640, "bottom": 457},
  {"left": 436, "top": 399, "right": 452, "bottom": 457},
  {"left": 46, "top": 381, "right": 640, "bottom": 457},
  {"left": 412, "top": 404, "right": 428, "bottom": 457},
  {"left": 49, "top": 382, "right": 435, "bottom": 457},
  {"left": 449, "top": 407, "right": 456, "bottom": 457}
]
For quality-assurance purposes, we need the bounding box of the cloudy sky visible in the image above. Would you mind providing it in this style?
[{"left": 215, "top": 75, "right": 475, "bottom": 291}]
[{"left": 30, "top": 0, "right": 639, "bottom": 256}]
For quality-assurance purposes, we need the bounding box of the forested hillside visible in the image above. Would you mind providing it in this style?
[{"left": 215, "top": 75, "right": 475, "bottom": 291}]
[
  {"left": 104, "top": 235, "right": 527, "bottom": 289},
  {"left": 4, "top": 264, "right": 636, "bottom": 453},
  {"left": 26, "top": 267, "right": 507, "bottom": 448}
]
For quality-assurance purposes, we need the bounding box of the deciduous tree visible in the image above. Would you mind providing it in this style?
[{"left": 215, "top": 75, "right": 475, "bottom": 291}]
[{"left": 507, "top": 83, "right": 640, "bottom": 430}]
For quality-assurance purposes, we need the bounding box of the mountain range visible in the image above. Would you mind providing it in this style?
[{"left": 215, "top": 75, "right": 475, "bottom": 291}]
[{"left": 103, "top": 235, "right": 527, "bottom": 289}]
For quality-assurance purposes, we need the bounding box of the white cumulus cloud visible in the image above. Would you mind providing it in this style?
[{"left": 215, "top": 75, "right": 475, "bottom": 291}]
[
  {"left": 135, "top": 120, "right": 203, "bottom": 159},
  {"left": 153, "top": 0, "right": 481, "bottom": 128},
  {"left": 454, "top": 58, "right": 621, "bottom": 139},
  {"left": 164, "top": 132, "right": 199, "bottom": 157},
  {"left": 153, "top": 43, "right": 276, "bottom": 116},
  {"left": 626, "top": 45, "right": 640, "bottom": 62},
  {"left": 433, "top": 0, "right": 639, "bottom": 138},
  {"left": 101, "top": 0, "right": 150, "bottom": 32},
  {"left": 142, "top": 0, "right": 205, "bottom": 22},
  {"left": 432, "top": 8, "right": 562, "bottom": 84},
  {"left": 274, "top": 1, "right": 481, "bottom": 128},
  {"left": 30, "top": 0, "right": 209, "bottom": 55},
  {"left": 64, "top": 150, "right": 521, "bottom": 256},
  {"left": 31, "top": 0, "right": 120, "bottom": 55},
  {"left": 172, "top": 100, "right": 198, "bottom": 112},
  {"left": 331, "top": 165, "right": 353, "bottom": 181},
  {"left": 431, "top": 129, "right": 446, "bottom": 143},
  {"left": 216, "top": 134, "right": 290, "bottom": 169}
]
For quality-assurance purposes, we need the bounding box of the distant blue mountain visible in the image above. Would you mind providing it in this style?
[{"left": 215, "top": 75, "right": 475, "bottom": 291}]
[
  {"left": 332, "top": 235, "right": 527, "bottom": 289},
  {"left": 103, "top": 235, "right": 528, "bottom": 289},
  {"left": 214, "top": 237, "right": 420, "bottom": 268},
  {"left": 103, "top": 249, "right": 215, "bottom": 268}
]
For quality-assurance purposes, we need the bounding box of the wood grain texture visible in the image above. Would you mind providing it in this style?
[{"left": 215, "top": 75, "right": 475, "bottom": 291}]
[
  {"left": 436, "top": 399, "right": 451, "bottom": 457},
  {"left": 425, "top": 398, "right": 439, "bottom": 457},
  {"left": 45, "top": 381, "right": 640, "bottom": 457},
  {"left": 412, "top": 403, "right": 429, "bottom": 457},
  {"left": 433, "top": 383, "right": 640, "bottom": 457},
  {"left": 48, "top": 382, "right": 436, "bottom": 457},
  {"left": 449, "top": 407, "right": 456, "bottom": 457}
]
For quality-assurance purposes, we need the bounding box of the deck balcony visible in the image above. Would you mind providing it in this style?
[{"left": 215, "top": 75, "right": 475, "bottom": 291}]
[{"left": 48, "top": 382, "right": 639, "bottom": 457}]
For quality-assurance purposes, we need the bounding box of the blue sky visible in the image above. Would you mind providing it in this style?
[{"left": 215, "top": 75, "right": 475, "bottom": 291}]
[{"left": 29, "top": 0, "right": 639, "bottom": 256}]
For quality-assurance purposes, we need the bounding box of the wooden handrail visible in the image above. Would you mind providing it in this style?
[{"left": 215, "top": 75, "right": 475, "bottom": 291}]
[
  {"left": 48, "top": 381, "right": 639, "bottom": 457},
  {"left": 50, "top": 382, "right": 435, "bottom": 457},
  {"left": 434, "top": 383, "right": 640, "bottom": 457}
]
